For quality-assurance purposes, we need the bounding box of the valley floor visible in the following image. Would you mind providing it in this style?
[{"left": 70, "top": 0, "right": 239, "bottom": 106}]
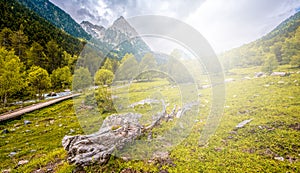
[{"left": 0, "top": 66, "right": 299, "bottom": 173}]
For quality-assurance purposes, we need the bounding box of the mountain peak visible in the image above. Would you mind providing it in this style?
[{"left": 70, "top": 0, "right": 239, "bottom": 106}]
[
  {"left": 110, "top": 16, "right": 137, "bottom": 36},
  {"left": 80, "top": 21, "right": 105, "bottom": 39}
]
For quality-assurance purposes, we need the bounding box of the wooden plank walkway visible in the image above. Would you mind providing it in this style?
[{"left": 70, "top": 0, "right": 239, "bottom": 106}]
[{"left": 0, "top": 93, "right": 80, "bottom": 122}]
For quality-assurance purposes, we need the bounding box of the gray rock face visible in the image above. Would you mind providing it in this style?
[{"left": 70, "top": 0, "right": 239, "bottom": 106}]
[
  {"left": 80, "top": 16, "right": 151, "bottom": 59},
  {"left": 80, "top": 21, "right": 106, "bottom": 39}
]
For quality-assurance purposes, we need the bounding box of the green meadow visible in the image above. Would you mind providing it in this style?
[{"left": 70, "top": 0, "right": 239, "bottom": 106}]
[{"left": 1, "top": 65, "right": 299, "bottom": 173}]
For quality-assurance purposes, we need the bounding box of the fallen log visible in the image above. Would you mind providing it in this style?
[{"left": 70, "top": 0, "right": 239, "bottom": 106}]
[{"left": 62, "top": 101, "right": 197, "bottom": 166}]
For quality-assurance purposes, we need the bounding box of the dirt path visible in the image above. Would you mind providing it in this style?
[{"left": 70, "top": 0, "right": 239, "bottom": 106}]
[{"left": 0, "top": 93, "right": 80, "bottom": 122}]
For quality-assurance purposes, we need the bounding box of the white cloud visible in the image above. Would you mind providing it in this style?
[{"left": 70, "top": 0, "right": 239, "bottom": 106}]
[
  {"left": 186, "top": 0, "right": 300, "bottom": 52},
  {"left": 50, "top": 0, "right": 300, "bottom": 52}
]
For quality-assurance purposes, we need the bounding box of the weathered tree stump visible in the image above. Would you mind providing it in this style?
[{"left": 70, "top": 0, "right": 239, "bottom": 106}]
[{"left": 62, "top": 101, "right": 197, "bottom": 166}]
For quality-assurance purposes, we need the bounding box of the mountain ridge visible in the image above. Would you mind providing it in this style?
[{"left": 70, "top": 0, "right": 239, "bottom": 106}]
[
  {"left": 16, "top": 0, "right": 91, "bottom": 40},
  {"left": 219, "top": 11, "right": 300, "bottom": 69},
  {"left": 81, "top": 17, "right": 151, "bottom": 60}
]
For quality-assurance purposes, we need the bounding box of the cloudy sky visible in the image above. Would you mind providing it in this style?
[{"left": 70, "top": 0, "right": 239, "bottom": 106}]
[{"left": 50, "top": 0, "right": 300, "bottom": 53}]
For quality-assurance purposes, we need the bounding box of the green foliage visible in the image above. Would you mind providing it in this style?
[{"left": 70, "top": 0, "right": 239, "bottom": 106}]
[
  {"left": 26, "top": 41, "right": 47, "bottom": 69},
  {"left": 0, "top": 0, "right": 85, "bottom": 56},
  {"left": 0, "top": 48, "right": 25, "bottom": 104},
  {"left": 0, "top": 66, "right": 300, "bottom": 172},
  {"left": 290, "top": 55, "right": 300, "bottom": 67},
  {"left": 72, "top": 67, "right": 92, "bottom": 91},
  {"left": 138, "top": 53, "right": 158, "bottom": 81},
  {"left": 27, "top": 66, "right": 51, "bottom": 99},
  {"left": 116, "top": 53, "right": 138, "bottom": 81},
  {"left": 0, "top": 27, "right": 13, "bottom": 48},
  {"left": 10, "top": 26, "right": 28, "bottom": 61},
  {"left": 51, "top": 66, "right": 72, "bottom": 90},
  {"left": 94, "top": 69, "right": 114, "bottom": 86},
  {"left": 95, "top": 86, "right": 115, "bottom": 114},
  {"left": 220, "top": 11, "right": 300, "bottom": 69},
  {"left": 101, "top": 58, "right": 120, "bottom": 73},
  {"left": 262, "top": 54, "right": 279, "bottom": 74},
  {"left": 46, "top": 40, "right": 63, "bottom": 73}
]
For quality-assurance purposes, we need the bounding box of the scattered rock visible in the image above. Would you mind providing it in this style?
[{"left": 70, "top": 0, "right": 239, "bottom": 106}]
[
  {"left": 30, "top": 149, "right": 37, "bottom": 153},
  {"left": 270, "top": 72, "right": 288, "bottom": 77},
  {"left": 236, "top": 119, "right": 252, "bottom": 128},
  {"left": 201, "top": 84, "right": 211, "bottom": 89},
  {"left": 24, "top": 120, "right": 32, "bottom": 125},
  {"left": 277, "top": 81, "right": 285, "bottom": 84},
  {"left": 49, "top": 120, "right": 55, "bottom": 124},
  {"left": 229, "top": 131, "right": 238, "bottom": 135},
  {"left": 8, "top": 152, "right": 17, "bottom": 157},
  {"left": 225, "top": 78, "right": 235, "bottom": 83},
  {"left": 224, "top": 78, "right": 234, "bottom": 83},
  {"left": 243, "top": 76, "right": 251, "bottom": 80},
  {"left": 69, "top": 129, "right": 75, "bottom": 133},
  {"left": 129, "top": 99, "right": 159, "bottom": 108},
  {"left": 46, "top": 168, "right": 53, "bottom": 172},
  {"left": 274, "top": 156, "right": 284, "bottom": 161},
  {"left": 254, "top": 72, "right": 265, "bottom": 78},
  {"left": 18, "top": 160, "right": 29, "bottom": 166},
  {"left": 263, "top": 148, "right": 275, "bottom": 157},
  {"left": 25, "top": 130, "right": 31, "bottom": 133},
  {"left": 47, "top": 92, "right": 57, "bottom": 97},
  {"left": 289, "top": 123, "right": 300, "bottom": 131},
  {"left": 2, "top": 129, "right": 9, "bottom": 134},
  {"left": 152, "top": 151, "right": 169, "bottom": 160},
  {"left": 214, "top": 147, "right": 223, "bottom": 152},
  {"left": 286, "top": 155, "right": 297, "bottom": 163},
  {"left": 120, "top": 168, "right": 138, "bottom": 173},
  {"left": 1, "top": 169, "right": 11, "bottom": 173}
]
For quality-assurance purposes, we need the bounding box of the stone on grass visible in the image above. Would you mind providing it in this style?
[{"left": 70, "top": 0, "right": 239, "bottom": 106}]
[
  {"left": 18, "top": 160, "right": 29, "bottom": 166},
  {"left": 254, "top": 72, "right": 265, "bottom": 78},
  {"left": 236, "top": 119, "right": 252, "bottom": 128},
  {"left": 274, "top": 156, "right": 284, "bottom": 161},
  {"left": 24, "top": 120, "right": 32, "bottom": 125},
  {"left": 2, "top": 129, "right": 9, "bottom": 134},
  {"left": 270, "top": 72, "right": 288, "bottom": 77},
  {"left": 9, "top": 152, "right": 17, "bottom": 157},
  {"left": 2, "top": 169, "right": 11, "bottom": 173}
]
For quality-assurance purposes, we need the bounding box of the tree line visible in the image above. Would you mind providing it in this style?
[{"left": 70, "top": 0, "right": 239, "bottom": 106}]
[{"left": 219, "top": 16, "right": 300, "bottom": 72}]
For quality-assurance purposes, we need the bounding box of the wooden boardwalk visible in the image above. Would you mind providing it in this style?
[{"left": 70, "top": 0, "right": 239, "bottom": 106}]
[{"left": 0, "top": 93, "right": 80, "bottom": 122}]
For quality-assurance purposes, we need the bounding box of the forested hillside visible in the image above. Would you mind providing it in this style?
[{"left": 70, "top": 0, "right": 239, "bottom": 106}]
[
  {"left": 219, "top": 11, "right": 300, "bottom": 70},
  {"left": 0, "top": 0, "right": 85, "bottom": 56},
  {"left": 16, "top": 0, "right": 91, "bottom": 40},
  {"left": 0, "top": 0, "right": 86, "bottom": 105}
]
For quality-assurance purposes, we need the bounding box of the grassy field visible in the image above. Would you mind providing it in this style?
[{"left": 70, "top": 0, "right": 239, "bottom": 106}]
[{"left": 0, "top": 66, "right": 299, "bottom": 172}]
